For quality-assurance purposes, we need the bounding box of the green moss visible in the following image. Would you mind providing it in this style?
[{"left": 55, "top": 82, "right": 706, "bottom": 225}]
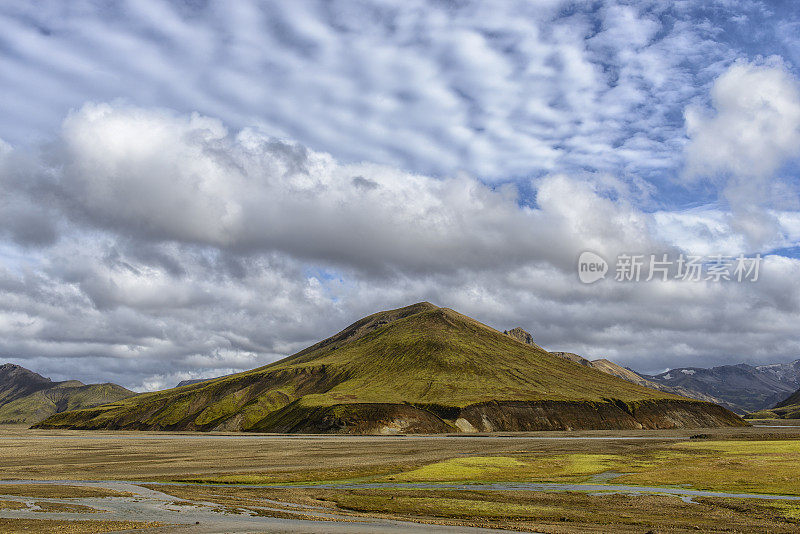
[
  {"left": 392, "top": 456, "right": 526, "bottom": 482},
  {"left": 744, "top": 410, "right": 780, "bottom": 419},
  {"left": 193, "top": 386, "right": 254, "bottom": 426},
  {"left": 146, "top": 396, "right": 193, "bottom": 426},
  {"left": 763, "top": 501, "right": 800, "bottom": 520},
  {"left": 0, "top": 383, "right": 134, "bottom": 425},
  {"left": 334, "top": 494, "right": 555, "bottom": 519}
]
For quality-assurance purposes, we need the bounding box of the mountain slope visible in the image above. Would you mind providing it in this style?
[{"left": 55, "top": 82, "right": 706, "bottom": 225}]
[
  {"left": 0, "top": 364, "right": 136, "bottom": 424},
  {"left": 549, "top": 352, "right": 594, "bottom": 367},
  {"left": 0, "top": 364, "right": 53, "bottom": 404},
  {"left": 775, "top": 389, "right": 800, "bottom": 409},
  {"left": 588, "top": 359, "right": 730, "bottom": 408},
  {"left": 642, "top": 364, "right": 797, "bottom": 414},
  {"left": 176, "top": 378, "right": 216, "bottom": 388},
  {"left": 35, "top": 303, "right": 744, "bottom": 433},
  {"left": 503, "top": 331, "right": 731, "bottom": 408},
  {"left": 745, "top": 388, "right": 800, "bottom": 419}
]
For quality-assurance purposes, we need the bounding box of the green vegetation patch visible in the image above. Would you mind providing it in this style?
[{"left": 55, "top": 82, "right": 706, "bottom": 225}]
[
  {"left": 389, "top": 456, "right": 526, "bottom": 482},
  {"left": 374, "top": 440, "right": 800, "bottom": 497},
  {"left": 615, "top": 440, "right": 800, "bottom": 495},
  {"left": 334, "top": 493, "right": 555, "bottom": 519}
]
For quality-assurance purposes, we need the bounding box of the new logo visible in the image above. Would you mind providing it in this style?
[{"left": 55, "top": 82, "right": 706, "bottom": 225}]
[{"left": 578, "top": 251, "right": 608, "bottom": 284}]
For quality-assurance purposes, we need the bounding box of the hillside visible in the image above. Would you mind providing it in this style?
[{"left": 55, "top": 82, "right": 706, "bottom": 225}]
[
  {"left": 35, "top": 303, "right": 744, "bottom": 433},
  {"left": 175, "top": 378, "right": 215, "bottom": 388},
  {"left": 503, "top": 332, "right": 730, "bottom": 409},
  {"left": 745, "top": 388, "right": 800, "bottom": 419},
  {"left": 0, "top": 364, "right": 136, "bottom": 424}
]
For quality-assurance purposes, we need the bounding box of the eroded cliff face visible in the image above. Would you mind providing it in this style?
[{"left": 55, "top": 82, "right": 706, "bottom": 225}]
[
  {"left": 38, "top": 398, "right": 742, "bottom": 433},
  {"left": 245, "top": 398, "right": 747, "bottom": 434},
  {"left": 456, "top": 399, "right": 746, "bottom": 432}
]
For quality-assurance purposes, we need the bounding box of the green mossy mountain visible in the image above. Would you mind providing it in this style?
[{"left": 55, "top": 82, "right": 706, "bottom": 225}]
[
  {"left": 35, "top": 303, "right": 745, "bottom": 433},
  {"left": 745, "top": 388, "right": 800, "bottom": 419},
  {"left": 0, "top": 364, "right": 136, "bottom": 424}
]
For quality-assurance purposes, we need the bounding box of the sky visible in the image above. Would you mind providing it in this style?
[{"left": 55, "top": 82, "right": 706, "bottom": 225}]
[{"left": 1, "top": 0, "right": 800, "bottom": 391}]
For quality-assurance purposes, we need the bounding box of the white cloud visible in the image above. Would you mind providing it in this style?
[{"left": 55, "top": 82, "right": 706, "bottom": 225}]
[
  {"left": 685, "top": 59, "right": 800, "bottom": 248},
  {"left": 0, "top": 102, "right": 796, "bottom": 389},
  {"left": 686, "top": 59, "right": 800, "bottom": 179},
  {"left": 53, "top": 102, "right": 658, "bottom": 274},
  {"left": 0, "top": 1, "right": 735, "bottom": 181}
]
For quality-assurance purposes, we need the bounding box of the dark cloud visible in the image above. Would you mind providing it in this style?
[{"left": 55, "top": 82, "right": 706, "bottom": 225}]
[{"left": 351, "top": 176, "right": 379, "bottom": 190}]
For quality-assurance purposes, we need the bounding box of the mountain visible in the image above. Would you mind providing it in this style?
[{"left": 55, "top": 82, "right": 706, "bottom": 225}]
[
  {"left": 745, "top": 388, "right": 800, "bottom": 419},
  {"left": 0, "top": 364, "right": 136, "bottom": 424},
  {"left": 753, "top": 360, "right": 800, "bottom": 389},
  {"left": 0, "top": 364, "right": 54, "bottom": 404},
  {"left": 502, "top": 332, "right": 731, "bottom": 409},
  {"left": 507, "top": 328, "right": 798, "bottom": 416},
  {"left": 35, "top": 303, "right": 743, "bottom": 433},
  {"left": 642, "top": 364, "right": 798, "bottom": 414}
]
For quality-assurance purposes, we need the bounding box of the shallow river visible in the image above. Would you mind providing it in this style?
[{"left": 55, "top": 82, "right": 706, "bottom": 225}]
[{"left": 0, "top": 477, "right": 798, "bottom": 533}]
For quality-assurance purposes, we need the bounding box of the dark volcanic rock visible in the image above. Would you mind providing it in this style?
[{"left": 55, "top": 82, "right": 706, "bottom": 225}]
[{"left": 457, "top": 399, "right": 745, "bottom": 432}]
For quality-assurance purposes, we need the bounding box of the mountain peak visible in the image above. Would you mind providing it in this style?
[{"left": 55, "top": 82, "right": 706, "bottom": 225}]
[
  {"left": 0, "top": 363, "right": 134, "bottom": 424},
  {"left": 0, "top": 363, "right": 53, "bottom": 403}
]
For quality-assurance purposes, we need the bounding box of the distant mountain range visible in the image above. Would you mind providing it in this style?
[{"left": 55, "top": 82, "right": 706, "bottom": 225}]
[
  {"left": 0, "top": 364, "right": 136, "bottom": 424},
  {"left": 746, "top": 387, "right": 800, "bottom": 420},
  {"left": 640, "top": 362, "right": 800, "bottom": 415},
  {"left": 509, "top": 329, "right": 799, "bottom": 416},
  {"left": 35, "top": 303, "right": 742, "bottom": 433},
  {"left": 507, "top": 335, "right": 731, "bottom": 409}
]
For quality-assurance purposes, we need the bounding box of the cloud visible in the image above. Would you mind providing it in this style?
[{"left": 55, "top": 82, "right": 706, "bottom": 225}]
[
  {"left": 0, "top": 0, "right": 745, "bottom": 184},
  {"left": 1, "top": 2, "right": 800, "bottom": 388},
  {"left": 45, "top": 102, "right": 664, "bottom": 275},
  {"left": 685, "top": 59, "right": 800, "bottom": 248},
  {"left": 0, "top": 101, "right": 797, "bottom": 390},
  {"left": 0, "top": 140, "right": 60, "bottom": 246}
]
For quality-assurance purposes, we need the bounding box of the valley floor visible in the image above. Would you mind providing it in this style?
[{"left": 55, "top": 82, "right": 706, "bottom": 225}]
[{"left": 0, "top": 423, "right": 799, "bottom": 532}]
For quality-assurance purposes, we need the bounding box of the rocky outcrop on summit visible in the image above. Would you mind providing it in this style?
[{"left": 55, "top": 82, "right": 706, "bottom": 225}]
[{"left": 503, "top": 327, "right": 536, "bottom": 346}]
